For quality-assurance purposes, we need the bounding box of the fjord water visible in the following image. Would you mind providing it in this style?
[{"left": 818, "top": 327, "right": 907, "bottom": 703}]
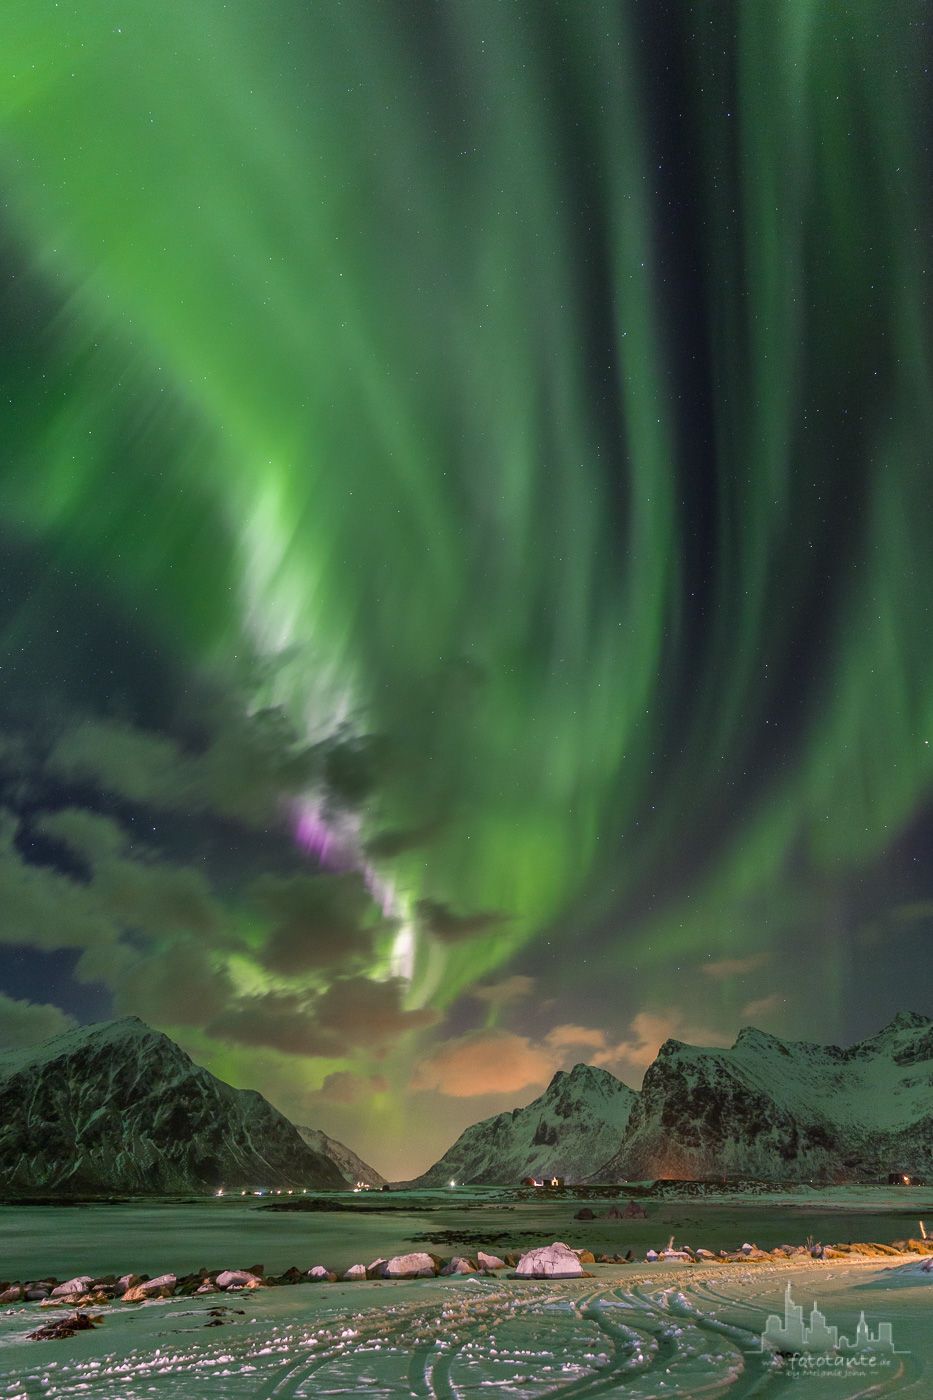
[{"left": 1, "top": 1188, "right": 929, "bottom": 1280}]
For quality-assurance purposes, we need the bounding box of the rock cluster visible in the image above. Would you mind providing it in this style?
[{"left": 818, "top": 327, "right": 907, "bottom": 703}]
[
  {"left": 639, "top": 1237, "right": 933, "bottom": 1263},
  {"left": 5, "top": 1233, "right": 932, "bottom": 1337}
]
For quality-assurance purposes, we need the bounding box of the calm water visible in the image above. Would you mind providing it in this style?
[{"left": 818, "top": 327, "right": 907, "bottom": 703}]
[{"left": 0, "top": 1189, "right": 927, "bottom": 1279}]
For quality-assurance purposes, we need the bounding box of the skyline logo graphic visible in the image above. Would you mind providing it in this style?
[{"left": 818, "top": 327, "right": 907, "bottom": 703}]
[{"left": 752, "top": 1282, "right": 907, "bottom": 1382}]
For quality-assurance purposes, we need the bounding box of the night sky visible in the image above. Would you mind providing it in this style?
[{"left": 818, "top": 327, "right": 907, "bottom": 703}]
[{"left": 1, "top": 1, "right": 931, "bottom": 1179}]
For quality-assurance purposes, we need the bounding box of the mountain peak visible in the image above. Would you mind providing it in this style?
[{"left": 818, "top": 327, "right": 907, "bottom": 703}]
[
  {"left": 881, "top": 1010, "right": 931, "bottom": 1032},
  {"left": 0, "top": 1017, "right": 346, "bottom": 1193}
]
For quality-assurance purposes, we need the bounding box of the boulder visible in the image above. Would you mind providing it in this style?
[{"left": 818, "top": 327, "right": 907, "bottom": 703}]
[
  {"left": 646, "top": 1249, "right": 659, "bottom": 1262},
  {"left": 383, "top": 1252, "right": 437, "bottom": 1279},
  {"left": 574, "top": 1249, "right": 596, "bottom": 1265},
  {"left": 0, "top": 1285, "right": 23, "bottom": 1303},
  {"left": 25, "top": 1288, "right": 50, "bottom": 1301},
  {"left": 306, "top": 1266, "right": 330, "bottom": 1281},
  {"left": 477, "top": 1251, "right": 506, "bottom": 1270},
  {"left": 341, "top": 1264, "right": 367, "bottom": 1281},
  {"left": 51, "top": 1276, "right": 93, "bottom": 1298},
  {"left": 115, "top": 1274, "right": 142, "bottom": 1295},
  {"left": 122, "top": 1274, "right": 177, "bottom": 1302},
  {"left": 366, "top": 1258, "right": 389, "bottom": 1279},
  {"left": 515, "top": 1242, "right": 583, "bottom": 1279},
  {"left": 622, "top": 1201, "right": 647, "bottom": 1218},
  {"left": 216, "top": 1270, "right": 259, "bottom": 1290},
  {"left": 575, "top": 1208, "right": 596, "bottom": 1220},
  {"left": 440, "top": 1257, "right": 475, "bottom": 1275}
]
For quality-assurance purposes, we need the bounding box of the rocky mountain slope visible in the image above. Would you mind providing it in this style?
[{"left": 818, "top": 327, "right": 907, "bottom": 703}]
[
  {"left": 413, "top": 1063, "right": 637, "bottom": 1186},
  {"left": 594, "top": 1011, "right": 933, "bottom": 1183},
  {"left": 295, "top": 1125, "right": 386, "bottom": 1187},
  {"left": 0, "top": 1017, "right": 346, "bottom": 1194}
]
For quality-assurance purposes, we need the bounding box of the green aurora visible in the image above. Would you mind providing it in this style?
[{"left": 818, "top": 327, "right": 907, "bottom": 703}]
[{"left": 0, "top": 1, "right": 931, "bottom": 1173}]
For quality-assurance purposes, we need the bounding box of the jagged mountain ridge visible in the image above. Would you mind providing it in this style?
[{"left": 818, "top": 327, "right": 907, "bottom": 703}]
[
  {"left": 295, "top": 1125, "right": 386, "bottom": 1187},
  {"left": 412, "top": 1063, "right": 637, "bottom": 1186},
  {"left": 594, "top": 1011, "right": 933, "bottom": 1183},
  {"left": 0, "top": 1017, "right": 346, "bottom": 1194}
]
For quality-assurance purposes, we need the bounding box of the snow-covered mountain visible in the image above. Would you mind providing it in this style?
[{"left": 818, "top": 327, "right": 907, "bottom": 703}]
[
  {"left": 295, "top": 1125, "right": 386, "bottom": 1187},
  {"left": 0, "top": 1017, "right": 346, "bottom": 1194},
  {"left": 413, "top": 1063, "right": 637, "bottom": 1186},
  {"left": 594, "top": 1011, "right": 933, "bottom": 1183}
]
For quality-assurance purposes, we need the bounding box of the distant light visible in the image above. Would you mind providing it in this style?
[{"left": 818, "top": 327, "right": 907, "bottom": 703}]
[
  {"left": 449, "top": 1180, "right": 456, "bottom": 1188},
  {"left": 215, "top": 1188, "right": 224, "bottom": 1197}
]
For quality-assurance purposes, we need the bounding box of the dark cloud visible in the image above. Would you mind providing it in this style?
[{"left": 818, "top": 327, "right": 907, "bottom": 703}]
[
  {"left": 415, "top": 898, "right": 508, "bottom": 943},
  {"left": 314, "top": 975, "right": 441, "bottom": 1048},
  {"left": 0, "top": 815, "right": 116, "bottom": 952},
  {"left": 46, "top": 706, "right": 319, "bottom": 828},
  {"left": 37, "top": 808, "right": 128, "bottom": 866},
  {"left": 0, "top": 992, "right": 77, "bottom": 1049},
  {"left": 364, "top": 820, "right": 440, "bottom": 859},
  {"left": 250, "top": 872, "right": 382, "bottom": 977},
  {"left": 94, "top": 859, "right": 223, "bottom": 939},
  {"left": 208, "top": 978, "right": 440, "bottom": 1058},
  {"left": 313, "top": 1070, "right": 389, "bottom": 1104},
  {"left": 208, "top": 993, "right": 335, "bottom": 1058},
  {"left": 113, "top": 941, "right": 235, "bottom": 1026}
]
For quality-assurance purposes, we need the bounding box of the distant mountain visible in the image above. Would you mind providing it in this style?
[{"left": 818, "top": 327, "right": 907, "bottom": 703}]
[
  {"left": 594, "top": 1011, "right": 933, "bottom": 1183},
  {"left": 295, "top": 1125, "right": 385, "bottom": 1187},
  {"left": 412, "top": 1063, "right": 637, "bottom": 1186},
  {"left": 0, "top": 1017, "right": 346, "bottom": 1194}
]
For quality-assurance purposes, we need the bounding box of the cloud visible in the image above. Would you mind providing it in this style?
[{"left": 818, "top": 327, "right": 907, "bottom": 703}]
[
  {"left": 313, "top": 1070, "right": 389, "bottom": 1104},
  {"left": 47, "top": 708, "right": 317, "bottom": 828},
  {"left": 0, "top": 834, "right": 115, "bottom": 952},
  {"left": 49, "top": 721, "right": 189, "bottom": 809},
  {"left": 411, "top": 1029, "right": 557, "bottom": 1097},
  {"left": 94, "top": 859, "right": 223, "bottom": 938},
  {"left": 472, "top": 975, "right": 535, "bottom": 1007},
  {"left": 544, "top": 1023, "right": 609, "bottom": 1051},
  {"left": 250, "top": 872, "right": 380, "bottom": 977},
  {"left": 0, "top": 992, "right": 77, "bottom": 1049},
  {"left": 113, "top": 941, "right": 235, "bottom": 1026},
  {"left": 593, "top": 1010, "right": 732, "bottom": 1075},
  {"left": 415, "top": 898, "right": 507, "bottom": 944},
  {"left": 209, "top": 977, "right": 440, "bottom": 1059},
  {"left": 365, "top": 821, "right": 440, "bottom": 858},
  {"left": 37, "top": 808, "right": 128, "bottom": 865},
  {"left": 741, "top": 993, "right": 783, "bottom": 1020},
  {"left": 208, "top": 993, "right": 335, "bottom": 1058},
  {"left": 315, "top": 976, "right": 440, "bottom": 1048},
  {"left": 700, "top": 953, "right": 770, "bottom": 980}
]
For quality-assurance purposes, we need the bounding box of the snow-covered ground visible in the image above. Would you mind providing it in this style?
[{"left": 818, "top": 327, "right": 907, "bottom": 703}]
[{"left": 1, "top": 1258, "right": 929, "bottom": 1398}]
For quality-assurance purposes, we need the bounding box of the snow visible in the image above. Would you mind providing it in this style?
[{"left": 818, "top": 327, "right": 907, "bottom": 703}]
[
  {"left": 0, "top": 1257, "right": 927, "bottom": 1397},
  {"left": 413, "top": 1063, "right": 637, "bottom": 1186},
  {"left": 294, "top": 1125, "right": 386, "bottom": 1188},
  {"left": 382, "top": 1252, "right": 436, "bottom": 1278},
  {"left": 0, "top": 1017, "right": 345, "bottom": 1194},
  {"left": 597, "top": 1011, "right": 933, "bottom": 1181},
  {"left": 515, "top": 1242, "right": 583, "bottom": 1278}
]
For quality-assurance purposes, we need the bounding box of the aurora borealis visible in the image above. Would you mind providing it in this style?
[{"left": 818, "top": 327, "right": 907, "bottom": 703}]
[{"left": 0, "top": 1, "right": 931, "bottom": 1177}]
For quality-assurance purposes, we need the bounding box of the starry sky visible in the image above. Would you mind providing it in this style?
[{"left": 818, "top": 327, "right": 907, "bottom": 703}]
[{"left": 0, "top": 0, "right": 931, "bottom": 1179}]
